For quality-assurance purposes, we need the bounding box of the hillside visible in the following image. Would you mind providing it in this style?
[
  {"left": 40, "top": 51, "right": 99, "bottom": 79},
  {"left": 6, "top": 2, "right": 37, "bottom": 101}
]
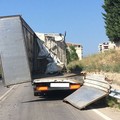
[
  {"left": 68, "top": 49, "right": 120, "bottom": 72},
  {"left": 67, "top": 49, "right": 120, "bottom": 86}
]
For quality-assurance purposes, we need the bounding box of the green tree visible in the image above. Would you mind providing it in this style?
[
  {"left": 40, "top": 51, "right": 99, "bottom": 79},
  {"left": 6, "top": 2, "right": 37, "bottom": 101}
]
[
  {"left": 66, "top": 46, "right": 79, "bottom": 64},
  {"left": 66, "top": 48, "right": 71, "bottom": 64},
  {"left": 102, "top": 0, "right": 120, "bottom": 43}
]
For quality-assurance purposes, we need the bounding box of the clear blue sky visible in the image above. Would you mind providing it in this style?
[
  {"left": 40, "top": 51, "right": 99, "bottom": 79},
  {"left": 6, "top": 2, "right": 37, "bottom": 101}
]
[{"left": 0, "top": 0, "right": 108, "bottom": 56}]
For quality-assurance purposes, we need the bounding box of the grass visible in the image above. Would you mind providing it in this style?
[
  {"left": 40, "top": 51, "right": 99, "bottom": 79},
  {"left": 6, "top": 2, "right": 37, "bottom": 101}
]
[
  {"left": 67, "top": 49, "right": 120, "bottom": 73},
  {"left": 106, "top": 96, "right": 120, "bottom": 109},
  {"left": 93, "top": 97, "right": 120, "bottom": 109}
]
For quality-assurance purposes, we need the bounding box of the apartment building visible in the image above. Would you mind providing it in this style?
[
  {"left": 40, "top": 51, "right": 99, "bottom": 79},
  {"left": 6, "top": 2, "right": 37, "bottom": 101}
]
[{"left": 98, "top": 42, "right": 116, "bottom": 53}]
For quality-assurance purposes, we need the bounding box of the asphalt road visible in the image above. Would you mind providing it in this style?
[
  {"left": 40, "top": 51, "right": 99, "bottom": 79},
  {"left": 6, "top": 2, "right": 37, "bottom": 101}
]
[
  {"left": 0, "top": 82, "right": 116, "bottom": 120},
  {"left": 0, "top": 80, "right": 11, "bottom": 97}
]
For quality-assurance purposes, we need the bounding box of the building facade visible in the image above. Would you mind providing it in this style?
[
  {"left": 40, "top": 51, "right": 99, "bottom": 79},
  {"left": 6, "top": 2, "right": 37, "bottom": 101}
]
[{"left": 98, "top": 42, "right": 116, "bottom": 53}]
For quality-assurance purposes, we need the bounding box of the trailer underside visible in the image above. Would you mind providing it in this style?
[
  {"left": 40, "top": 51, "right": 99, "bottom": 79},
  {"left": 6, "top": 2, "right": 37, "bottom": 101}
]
[{"left": 32, "top": 73, "right": 84, "bottom": 96}]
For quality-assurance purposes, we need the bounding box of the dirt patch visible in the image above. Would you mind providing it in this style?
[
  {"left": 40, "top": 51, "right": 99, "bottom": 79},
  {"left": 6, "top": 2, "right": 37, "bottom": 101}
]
[{"left": 104, "top": 72, "right": 120, "bottom": 89}]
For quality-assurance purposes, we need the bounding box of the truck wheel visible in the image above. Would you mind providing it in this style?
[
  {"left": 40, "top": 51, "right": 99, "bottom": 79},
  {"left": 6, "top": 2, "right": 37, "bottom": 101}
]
[{"left": 34, "top": 92, "right": 38, "bottom": 96}]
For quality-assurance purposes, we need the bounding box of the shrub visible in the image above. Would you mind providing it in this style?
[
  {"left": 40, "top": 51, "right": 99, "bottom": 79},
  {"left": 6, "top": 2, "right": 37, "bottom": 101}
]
[
  {"left": 66, "top": 46, "right": 79, "bottom": 64},
  {"left": 113, "top": 64, "right": 120, "bottom": 73},
  {"left": 106, "top": 97, "right": 120, "bottom": 109},
  {"left": 67, "top": 61, "right": 83, "bottom": 73}
]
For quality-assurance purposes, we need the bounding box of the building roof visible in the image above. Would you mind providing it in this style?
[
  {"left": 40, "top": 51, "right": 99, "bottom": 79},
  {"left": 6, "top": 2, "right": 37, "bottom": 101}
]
[{"left": 66, "top": 42, "right": 82, "bottom": 47}]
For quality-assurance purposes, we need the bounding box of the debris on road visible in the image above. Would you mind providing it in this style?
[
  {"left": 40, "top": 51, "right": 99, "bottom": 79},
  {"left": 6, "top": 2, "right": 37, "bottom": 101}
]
[{"left": 64, "top": 74, "right": 111, "bottom": 109}]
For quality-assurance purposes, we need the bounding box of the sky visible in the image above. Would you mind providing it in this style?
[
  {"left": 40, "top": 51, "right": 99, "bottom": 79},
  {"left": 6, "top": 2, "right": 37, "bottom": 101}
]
[{"left": 0, "top": 0, "right": 108, "bottom": 56}]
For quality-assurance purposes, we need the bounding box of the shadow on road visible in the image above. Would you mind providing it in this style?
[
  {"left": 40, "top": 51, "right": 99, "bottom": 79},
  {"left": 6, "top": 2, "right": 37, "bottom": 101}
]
[
  {"left": 22, "top": 91, "right": 74, "bottom": 103},
  {"left": 22, "top": 90, "right": 108, "bottom": 111},
  {"left": 82, "top": 97, "right": 108, "bottom": 110}
]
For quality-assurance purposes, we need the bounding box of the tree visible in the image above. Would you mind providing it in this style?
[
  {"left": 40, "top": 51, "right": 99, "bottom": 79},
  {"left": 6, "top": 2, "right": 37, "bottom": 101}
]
[
  {"left": 66, "top": 46, "right": 79, "bottom": 64},
  {"left": 102, "top": 0, "right": 120, "bottom": 43},
  {"left": 66, "top": 48, "right": 71, "bottom": 64}
]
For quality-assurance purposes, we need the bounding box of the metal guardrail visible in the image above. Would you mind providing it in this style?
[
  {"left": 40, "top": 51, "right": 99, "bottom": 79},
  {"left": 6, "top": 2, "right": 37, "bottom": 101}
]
[
  {"left": 109, "top": 89, "right": 120, "bottom": 99},
  {"left": 86, "top": 74, "right": 120, "bottom": 100}
]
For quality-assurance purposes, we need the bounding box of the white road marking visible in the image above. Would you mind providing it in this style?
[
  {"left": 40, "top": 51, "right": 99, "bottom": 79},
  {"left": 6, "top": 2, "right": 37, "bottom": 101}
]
[
  {"left": 0, "top": 85, "right": 15, "bottom": 101},
  {"left": 92, "top": 109, "right": 113, "bottom": 120}
]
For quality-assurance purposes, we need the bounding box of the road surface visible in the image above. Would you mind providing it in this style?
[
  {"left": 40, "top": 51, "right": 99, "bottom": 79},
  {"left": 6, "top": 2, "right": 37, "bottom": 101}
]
[
  {"left": 0, "top": 80, "right": 11, "bottom": 97},
  {"left": 0, "top": 82, "right": 119, "bottom": 120}
]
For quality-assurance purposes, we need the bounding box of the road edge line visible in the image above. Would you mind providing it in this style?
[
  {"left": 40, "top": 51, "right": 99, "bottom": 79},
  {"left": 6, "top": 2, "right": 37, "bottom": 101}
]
[
  {"left": 92, "top": 109, "right": 112, "bottom": 120},
  {"left": 0, "top": 85, "right": 15, "bottom": 101}
]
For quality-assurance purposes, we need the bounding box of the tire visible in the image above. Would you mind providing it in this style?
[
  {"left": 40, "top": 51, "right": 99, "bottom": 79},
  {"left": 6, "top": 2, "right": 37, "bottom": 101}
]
[{"left": 34, "top": 92, "right": 38, "bottom": 96}]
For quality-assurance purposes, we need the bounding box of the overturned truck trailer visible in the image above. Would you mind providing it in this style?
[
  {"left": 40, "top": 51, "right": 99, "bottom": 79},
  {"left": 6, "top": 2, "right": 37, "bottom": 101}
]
[{"left": 0, "top": 15, "right": 66, "bottom": 86}]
